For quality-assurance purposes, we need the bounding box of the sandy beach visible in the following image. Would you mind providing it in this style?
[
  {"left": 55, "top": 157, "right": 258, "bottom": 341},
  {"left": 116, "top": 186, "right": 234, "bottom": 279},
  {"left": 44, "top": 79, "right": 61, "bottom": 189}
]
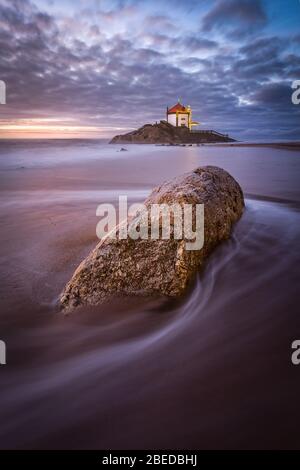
[{"left": 0, "top": 139, "right": 300, "bottom": 449}]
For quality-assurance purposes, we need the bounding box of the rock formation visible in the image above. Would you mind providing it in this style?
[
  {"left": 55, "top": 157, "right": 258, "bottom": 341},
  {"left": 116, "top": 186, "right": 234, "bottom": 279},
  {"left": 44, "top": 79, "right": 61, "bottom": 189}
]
[
  {"left": 110, "top": 120, "right": 235, "bottom": 144},
  {"left": 60, "top": 166, "right": 244, "bottom": 311}
]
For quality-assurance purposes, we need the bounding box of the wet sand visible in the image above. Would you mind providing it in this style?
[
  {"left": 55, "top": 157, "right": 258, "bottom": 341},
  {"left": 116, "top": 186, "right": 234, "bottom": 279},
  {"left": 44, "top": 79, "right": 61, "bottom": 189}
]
[{"left": 0, "top": 140, "right": 300, "bottom": 449}]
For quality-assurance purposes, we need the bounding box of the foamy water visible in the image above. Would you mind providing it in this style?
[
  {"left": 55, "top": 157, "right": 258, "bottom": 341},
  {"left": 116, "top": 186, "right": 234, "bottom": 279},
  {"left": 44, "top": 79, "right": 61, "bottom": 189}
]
[{"left": 0, "top": 140, "right": 300, "bottom": 449}]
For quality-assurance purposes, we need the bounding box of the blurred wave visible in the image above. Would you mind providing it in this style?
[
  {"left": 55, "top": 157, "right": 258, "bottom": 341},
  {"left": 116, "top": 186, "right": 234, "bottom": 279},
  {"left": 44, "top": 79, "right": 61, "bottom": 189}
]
[{"left": 1, "top": 198, "right": 300, "bottom": 449}]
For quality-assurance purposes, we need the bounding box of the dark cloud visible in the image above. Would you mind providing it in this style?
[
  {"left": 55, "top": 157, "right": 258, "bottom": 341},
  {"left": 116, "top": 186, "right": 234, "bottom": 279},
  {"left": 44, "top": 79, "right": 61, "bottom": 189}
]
[
  {"left": 142, "top": 32, "right": 218, "bottom": 53},
  {"left": 239, "top": 37, "right": 285, "bottom": 62},
  {"left": 250, "top": 82, "right": 294, "bottom": 106},
  {"left": 202, "top": 0, "right": 267, "bottom": 38},
  {"left": 178, "top": 36, "right": 218, "bottom": 52},
  {"left": 234, "top": 36, "right": 300, "bottom": 81}
]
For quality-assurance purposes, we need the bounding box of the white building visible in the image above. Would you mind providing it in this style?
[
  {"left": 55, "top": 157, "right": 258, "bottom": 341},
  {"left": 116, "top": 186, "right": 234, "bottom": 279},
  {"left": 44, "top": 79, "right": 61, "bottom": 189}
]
[{"left": 166, "top": 101, "right": 199, "bottom": 130}]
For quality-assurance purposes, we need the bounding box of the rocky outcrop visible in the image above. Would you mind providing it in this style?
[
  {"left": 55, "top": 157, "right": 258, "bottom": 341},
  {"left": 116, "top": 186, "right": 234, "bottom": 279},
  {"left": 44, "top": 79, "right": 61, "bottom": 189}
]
[
  {"left": 60, "top": 166, "right": 244, "bottom": 311},
  {"left": 110, "top": 120, "right": 235, "bottom": 144}
]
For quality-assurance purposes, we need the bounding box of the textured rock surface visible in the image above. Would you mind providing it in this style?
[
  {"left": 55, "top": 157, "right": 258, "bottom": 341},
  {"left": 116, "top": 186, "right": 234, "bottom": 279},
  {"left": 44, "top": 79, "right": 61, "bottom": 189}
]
[
  {"left": 60, "top": 166, "right": 244, "bottom": 311},
  {"left": 110, "top": 120, "right": 235, "bottom": 144}
]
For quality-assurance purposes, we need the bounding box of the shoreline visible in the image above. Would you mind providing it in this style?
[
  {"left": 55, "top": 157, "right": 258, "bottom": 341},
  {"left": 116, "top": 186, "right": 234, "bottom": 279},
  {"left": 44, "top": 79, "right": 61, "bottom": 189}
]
[
  {"left": 205, "top": 141, "right": 300, "bottom": 151},
  {"left": 1, "top": 138, "right": 300, "bottom": 150}
]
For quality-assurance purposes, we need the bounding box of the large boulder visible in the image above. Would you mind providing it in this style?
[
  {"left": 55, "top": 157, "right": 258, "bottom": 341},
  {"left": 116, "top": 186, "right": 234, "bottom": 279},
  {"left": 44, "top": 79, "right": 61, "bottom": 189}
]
[{"left": 60, "top": 166, "right": 244, "bottom": 311}]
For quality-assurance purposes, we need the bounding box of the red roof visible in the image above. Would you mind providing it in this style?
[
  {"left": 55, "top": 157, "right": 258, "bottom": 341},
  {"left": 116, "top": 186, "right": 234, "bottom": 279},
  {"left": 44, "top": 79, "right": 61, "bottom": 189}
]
[{"left": 168, "top": 102, "right": 188, "bottom": 113}]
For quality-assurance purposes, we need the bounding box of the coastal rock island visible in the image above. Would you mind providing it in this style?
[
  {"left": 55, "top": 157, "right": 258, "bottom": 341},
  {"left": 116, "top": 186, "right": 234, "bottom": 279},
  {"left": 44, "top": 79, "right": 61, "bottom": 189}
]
[
  {"left": 60, "top": 166, "right": 244, "bottom": 311},
  {"left": 110, "top": 120, "right": 235, "bottom": 144},
  {"left": 110, "top": 101, "right": 235, "bottom": 144}
]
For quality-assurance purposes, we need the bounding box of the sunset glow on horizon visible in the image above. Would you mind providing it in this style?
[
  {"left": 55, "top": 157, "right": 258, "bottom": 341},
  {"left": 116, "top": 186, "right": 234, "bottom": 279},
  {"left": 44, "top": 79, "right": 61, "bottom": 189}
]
[{"left": 0, "top": 118, "right": 132, "bottom": 139}]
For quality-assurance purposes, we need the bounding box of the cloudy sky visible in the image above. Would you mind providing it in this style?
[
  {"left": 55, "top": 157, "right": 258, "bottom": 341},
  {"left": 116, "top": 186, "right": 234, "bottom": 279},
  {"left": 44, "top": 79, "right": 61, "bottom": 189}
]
[{"left": 0, "top": 0, "right": 299, "bottom": 139}]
